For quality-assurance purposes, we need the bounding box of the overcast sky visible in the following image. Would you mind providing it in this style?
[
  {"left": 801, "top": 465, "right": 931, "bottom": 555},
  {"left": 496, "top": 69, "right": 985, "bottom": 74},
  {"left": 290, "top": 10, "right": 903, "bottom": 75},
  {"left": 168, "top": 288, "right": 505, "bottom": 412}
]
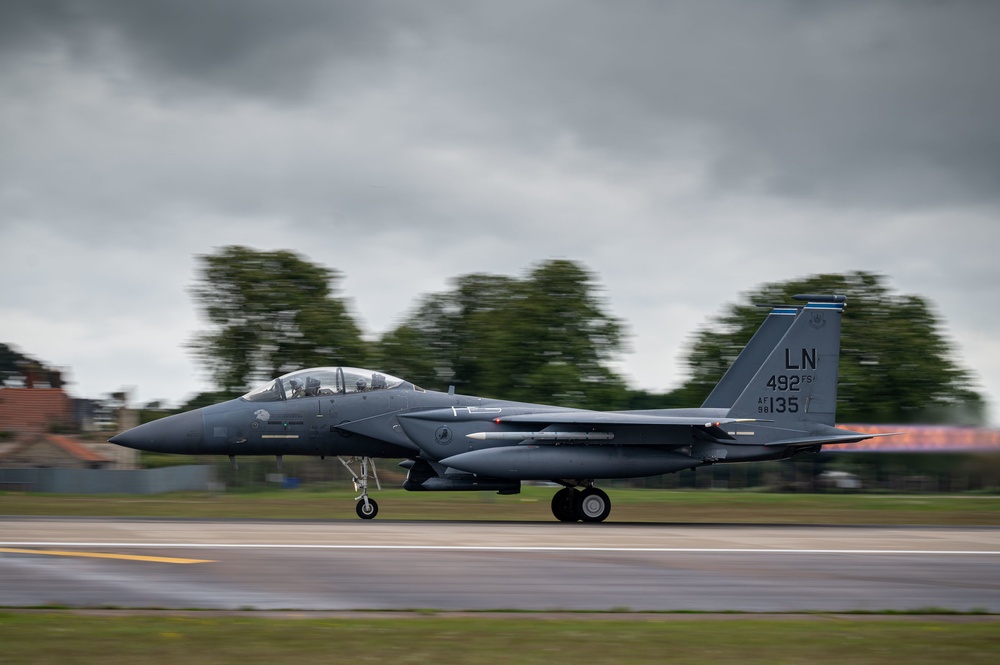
[{"left": 2, "top": 1, "right": 999, "bottom": 422}]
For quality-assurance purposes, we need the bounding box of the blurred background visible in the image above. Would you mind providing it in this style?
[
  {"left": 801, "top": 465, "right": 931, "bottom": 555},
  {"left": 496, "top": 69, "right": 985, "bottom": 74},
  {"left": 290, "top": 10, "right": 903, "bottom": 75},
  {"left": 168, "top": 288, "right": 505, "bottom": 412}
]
[
  {"left": 2, "top": 2, "right": 999, "bottom": 496},
  {"left": 2, "top": 252, "right": 998, "bottom": 495}
]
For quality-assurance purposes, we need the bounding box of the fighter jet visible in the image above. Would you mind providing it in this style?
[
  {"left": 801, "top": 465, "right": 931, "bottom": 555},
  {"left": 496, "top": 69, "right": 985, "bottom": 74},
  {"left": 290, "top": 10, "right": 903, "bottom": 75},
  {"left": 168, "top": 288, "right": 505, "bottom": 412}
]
[{"left": 110, "top": 294, "right": 881, "bottom": 521}]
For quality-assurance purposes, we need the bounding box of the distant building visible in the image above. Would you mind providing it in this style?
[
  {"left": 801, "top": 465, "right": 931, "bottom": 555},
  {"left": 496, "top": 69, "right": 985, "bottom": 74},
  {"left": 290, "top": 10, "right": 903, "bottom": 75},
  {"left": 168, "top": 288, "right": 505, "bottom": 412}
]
[
  {"left": 0, "top": 386, "right": 137, "bottom": 470},
  {"left": 0, "top": 387, "right": 73, "bottom": 434},
  {"left": 0, "top": 433, "right": 112, "bottom": 469}
]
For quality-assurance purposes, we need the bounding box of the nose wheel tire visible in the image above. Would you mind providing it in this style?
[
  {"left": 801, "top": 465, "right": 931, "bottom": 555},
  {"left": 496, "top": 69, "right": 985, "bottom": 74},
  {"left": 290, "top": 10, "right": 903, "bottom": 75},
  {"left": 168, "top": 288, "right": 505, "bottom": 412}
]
[
  {"left": 551, "top": 487, "right": 579, "bottom": 522},
  {"left": 356, "top": 498, "right": 379, "bottom": 520},
  {"left": 575, "top": 487, "right": 611, "bottom": 523}
]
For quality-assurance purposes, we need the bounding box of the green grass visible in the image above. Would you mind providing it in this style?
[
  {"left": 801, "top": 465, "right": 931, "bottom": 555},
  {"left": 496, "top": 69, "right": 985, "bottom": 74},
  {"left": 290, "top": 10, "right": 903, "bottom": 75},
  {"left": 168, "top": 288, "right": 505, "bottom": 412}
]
[
  {"left": 0, "top": 613, "right": 997, "bottom": 664},
  {"left": 2, "top": 487, "right": 1000, "bottom": 524}
]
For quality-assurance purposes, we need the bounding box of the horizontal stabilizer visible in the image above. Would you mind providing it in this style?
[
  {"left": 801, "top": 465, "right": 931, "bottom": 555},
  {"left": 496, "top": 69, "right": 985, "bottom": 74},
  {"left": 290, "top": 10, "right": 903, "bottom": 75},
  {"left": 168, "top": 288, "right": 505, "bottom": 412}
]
[{"left": 760, "top": 431, "right": 897, "bottom": 447}]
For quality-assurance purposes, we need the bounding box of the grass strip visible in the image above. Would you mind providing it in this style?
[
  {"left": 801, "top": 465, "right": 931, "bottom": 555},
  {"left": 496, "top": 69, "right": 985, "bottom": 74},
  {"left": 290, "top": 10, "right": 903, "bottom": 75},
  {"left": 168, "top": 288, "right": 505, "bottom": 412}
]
[
  {"left": 3, "top": 487, "right": 1000, "bottom": 524},
  {"left": 0, "top": 612, "right": 997, "bottom": 665}
]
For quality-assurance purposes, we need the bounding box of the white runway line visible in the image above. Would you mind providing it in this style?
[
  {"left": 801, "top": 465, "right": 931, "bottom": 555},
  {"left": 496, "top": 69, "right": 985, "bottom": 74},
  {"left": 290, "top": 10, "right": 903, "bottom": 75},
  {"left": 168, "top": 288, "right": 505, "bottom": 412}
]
[{"left": 2, "top": 541, "right": 999, "bottom": 555}]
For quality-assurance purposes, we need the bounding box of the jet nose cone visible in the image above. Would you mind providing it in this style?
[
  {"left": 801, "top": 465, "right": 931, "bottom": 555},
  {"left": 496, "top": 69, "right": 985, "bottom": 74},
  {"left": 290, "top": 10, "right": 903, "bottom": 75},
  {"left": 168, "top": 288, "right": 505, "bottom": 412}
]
[{"left": 109, "top": 409, "right": 205, "bottom": 453}]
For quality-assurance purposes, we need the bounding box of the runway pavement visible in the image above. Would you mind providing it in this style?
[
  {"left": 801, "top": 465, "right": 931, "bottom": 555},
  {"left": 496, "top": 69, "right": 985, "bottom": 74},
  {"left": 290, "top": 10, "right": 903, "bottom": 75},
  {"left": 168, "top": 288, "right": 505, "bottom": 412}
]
[{"left": 2, "top": 518, "right": 999, "bottom": 612}]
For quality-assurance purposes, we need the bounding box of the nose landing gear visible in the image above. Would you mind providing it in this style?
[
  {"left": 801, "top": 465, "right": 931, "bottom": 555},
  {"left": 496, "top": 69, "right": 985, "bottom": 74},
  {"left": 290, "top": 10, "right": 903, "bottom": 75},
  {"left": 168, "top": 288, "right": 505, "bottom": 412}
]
[
  {"left": 339, "top": 456, "right": 381, "bottom": 520},
  {"left": 356, "top": 496, "right": 379, "bottom": 519}
]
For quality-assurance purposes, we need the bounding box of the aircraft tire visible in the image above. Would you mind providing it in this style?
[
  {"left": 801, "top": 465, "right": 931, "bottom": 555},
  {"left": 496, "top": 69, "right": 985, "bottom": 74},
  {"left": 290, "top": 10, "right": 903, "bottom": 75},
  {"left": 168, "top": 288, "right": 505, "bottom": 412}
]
[
  {"left": 551, "top": 487, "right": 579, "bottom": 522},
  {"left": 356, "top": 498, "right": 379, "bottom": 520},
  {"left": 575, "top": 487, "right": 611, "bottom": 523}
]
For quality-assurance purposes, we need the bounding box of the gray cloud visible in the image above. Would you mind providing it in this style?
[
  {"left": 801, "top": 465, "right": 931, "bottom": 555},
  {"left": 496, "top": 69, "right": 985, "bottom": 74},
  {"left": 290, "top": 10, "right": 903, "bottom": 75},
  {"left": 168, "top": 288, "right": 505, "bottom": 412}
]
[
  {"left": 1, "top": 1, "right": 998, "bottom": 416},
  {"left": 0, "top": 1, "right": 413, "bottom": 99},
  {"left": 5, "top": 1, "right": 1000, "bottom": 216}
]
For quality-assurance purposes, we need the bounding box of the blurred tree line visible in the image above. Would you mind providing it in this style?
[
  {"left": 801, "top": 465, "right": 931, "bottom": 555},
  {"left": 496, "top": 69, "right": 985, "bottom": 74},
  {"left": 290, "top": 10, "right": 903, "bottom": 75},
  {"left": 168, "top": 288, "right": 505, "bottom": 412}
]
[
  {"left": 0, "top": 343, "right": 65, "bottom": 389},
  {"left": 181, "top": 246, "right": 984, "bottom": 424},
  {"left": 672, "top": 272, "right": 985, "bottom": 424}
]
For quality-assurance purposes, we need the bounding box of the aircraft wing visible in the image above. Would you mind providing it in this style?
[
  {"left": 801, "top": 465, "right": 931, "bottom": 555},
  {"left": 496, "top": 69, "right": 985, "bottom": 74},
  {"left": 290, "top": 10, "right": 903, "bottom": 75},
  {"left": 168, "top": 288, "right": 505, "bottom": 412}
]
[
  {"left": 469, "top": 412, "right": 891, "bottom": 448},
  {"left": 456, "top": 410, "right": 761, "bottom": 444},
  {"left": 493, "top": 411, "right": 758, "bottom": 427}
]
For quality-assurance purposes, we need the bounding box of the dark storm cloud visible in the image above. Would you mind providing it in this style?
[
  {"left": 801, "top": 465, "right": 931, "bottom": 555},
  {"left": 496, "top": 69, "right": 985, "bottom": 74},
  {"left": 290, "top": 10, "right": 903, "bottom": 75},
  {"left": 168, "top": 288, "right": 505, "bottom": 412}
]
[
  {"left": 2, "top": 1, "right": 999, "bottom": 409},
  {"left": 4, "top": 1, "right": 999, "bottom": 211},
  {"left": 0, "top": 0, "right": 424, "bottom": 100},
  {"left": 435, "top": 1, "right": 1000, "bottom": 208}
]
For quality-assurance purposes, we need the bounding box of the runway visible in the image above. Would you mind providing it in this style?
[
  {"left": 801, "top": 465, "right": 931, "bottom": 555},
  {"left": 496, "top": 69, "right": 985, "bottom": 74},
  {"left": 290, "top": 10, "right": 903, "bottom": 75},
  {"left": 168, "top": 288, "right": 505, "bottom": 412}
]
[{"left": 2, "top": 518, "right": 999, "bottom": 612}]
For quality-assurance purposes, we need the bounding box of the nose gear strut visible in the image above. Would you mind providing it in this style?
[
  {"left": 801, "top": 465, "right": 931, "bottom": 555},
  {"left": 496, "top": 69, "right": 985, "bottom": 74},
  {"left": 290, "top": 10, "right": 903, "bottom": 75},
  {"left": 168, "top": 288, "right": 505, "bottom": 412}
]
[{"left": 338, "top": 456, "right": 381, "bottom": 519}]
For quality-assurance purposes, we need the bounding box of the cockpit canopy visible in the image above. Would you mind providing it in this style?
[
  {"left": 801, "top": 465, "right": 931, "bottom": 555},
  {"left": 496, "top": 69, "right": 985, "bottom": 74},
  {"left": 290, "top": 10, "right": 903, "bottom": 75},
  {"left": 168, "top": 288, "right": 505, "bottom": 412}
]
[{"left": 241, "top": 367, "right": 407, "bottom": 402}]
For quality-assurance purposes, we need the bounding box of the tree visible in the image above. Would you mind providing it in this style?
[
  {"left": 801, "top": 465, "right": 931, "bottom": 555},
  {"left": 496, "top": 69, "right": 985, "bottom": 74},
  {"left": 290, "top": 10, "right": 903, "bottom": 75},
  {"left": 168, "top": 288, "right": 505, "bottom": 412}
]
[
  {"left": 375, "top": 260, "right": 629, "bottom": 408},
  {"left": 189, "top": 246, "right": 368, "bottom": 394},
  {"left": 675, "top": 272, "right": 984, "bottom": 424},
  {"left": 0, "top": 343, "right": 64, "bottom": 388}
]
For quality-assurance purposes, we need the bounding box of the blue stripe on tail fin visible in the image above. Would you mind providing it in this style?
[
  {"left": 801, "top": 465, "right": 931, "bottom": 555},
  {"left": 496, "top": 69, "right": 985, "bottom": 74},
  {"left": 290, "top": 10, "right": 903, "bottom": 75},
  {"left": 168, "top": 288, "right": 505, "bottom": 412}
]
[
  {"left": 701, "top": 306, "right": 798, "bottom": 409},
  {"left": 727, "top": 296, "right": 845, "bottom": 426}
]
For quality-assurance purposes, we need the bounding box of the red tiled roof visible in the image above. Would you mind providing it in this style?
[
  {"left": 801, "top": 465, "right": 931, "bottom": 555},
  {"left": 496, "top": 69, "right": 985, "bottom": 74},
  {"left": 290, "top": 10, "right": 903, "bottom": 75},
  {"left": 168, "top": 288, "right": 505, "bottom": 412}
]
[
  {"left": 0, "top": 433, "right": 111, "bottom": 464},
  {"left": 0, "top": 388, "right": 72, "bottom": 434},
  {"left": 43, "top": 434, "right": 110, "bottom": 463}
]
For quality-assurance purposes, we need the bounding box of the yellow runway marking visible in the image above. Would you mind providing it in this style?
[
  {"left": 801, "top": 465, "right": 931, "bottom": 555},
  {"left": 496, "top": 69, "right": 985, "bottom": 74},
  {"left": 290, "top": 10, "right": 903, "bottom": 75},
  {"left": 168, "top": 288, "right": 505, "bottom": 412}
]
[{"left": 0, "top": 547, "right": 214, "bottom": 564}]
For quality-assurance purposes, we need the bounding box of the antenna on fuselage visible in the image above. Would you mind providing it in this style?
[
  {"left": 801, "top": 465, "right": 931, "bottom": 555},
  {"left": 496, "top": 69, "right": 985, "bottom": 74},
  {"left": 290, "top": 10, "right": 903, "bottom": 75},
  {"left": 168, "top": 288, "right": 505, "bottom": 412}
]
[{"left": 792, "top": 294, "right": 847, "bottom": 303}]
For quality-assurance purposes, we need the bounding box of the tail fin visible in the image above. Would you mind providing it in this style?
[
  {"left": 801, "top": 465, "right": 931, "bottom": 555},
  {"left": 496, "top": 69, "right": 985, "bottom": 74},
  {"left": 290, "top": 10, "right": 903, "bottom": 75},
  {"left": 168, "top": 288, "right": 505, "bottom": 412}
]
[
  {"left": 701, "top": 306, "right": 798, "bottom": 409},
  {"left": 728, "top": 295, "right": 845, "bottom": 426}
]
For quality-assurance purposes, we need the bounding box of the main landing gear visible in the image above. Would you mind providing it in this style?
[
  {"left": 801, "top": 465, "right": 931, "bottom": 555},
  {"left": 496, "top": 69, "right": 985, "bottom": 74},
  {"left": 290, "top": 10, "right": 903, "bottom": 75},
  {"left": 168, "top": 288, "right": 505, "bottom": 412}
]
[
  {"left": 338, "top": 456, "right": 381, "bottom": 520},
  {"left": 550, "top": 483, "right": 612, "bottom": 523}
]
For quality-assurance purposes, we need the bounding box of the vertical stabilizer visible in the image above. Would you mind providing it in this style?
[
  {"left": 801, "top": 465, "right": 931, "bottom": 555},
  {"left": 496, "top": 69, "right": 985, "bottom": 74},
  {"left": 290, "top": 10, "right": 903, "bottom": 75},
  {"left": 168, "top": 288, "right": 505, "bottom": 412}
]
[
  {"left": 701, "top": 306, "right": 798, "bottom": 409},
  {"left": 728, "top": 295, "right": 845, "bottom": 426}
]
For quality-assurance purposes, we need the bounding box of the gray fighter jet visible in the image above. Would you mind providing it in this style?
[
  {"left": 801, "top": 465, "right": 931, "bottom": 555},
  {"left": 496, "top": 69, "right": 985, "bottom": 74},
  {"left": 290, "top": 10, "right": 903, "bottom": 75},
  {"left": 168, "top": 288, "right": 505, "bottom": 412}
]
[{"left": 110, "top": 294, "right": 880, "bottom": 521}]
